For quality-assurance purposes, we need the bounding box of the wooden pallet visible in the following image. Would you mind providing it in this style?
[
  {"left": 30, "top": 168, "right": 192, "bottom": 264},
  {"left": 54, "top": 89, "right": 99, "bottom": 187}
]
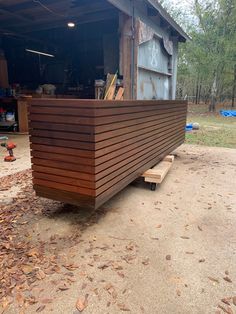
[{"left": 142, "top": 155, "right": 174, "bottom": 190}]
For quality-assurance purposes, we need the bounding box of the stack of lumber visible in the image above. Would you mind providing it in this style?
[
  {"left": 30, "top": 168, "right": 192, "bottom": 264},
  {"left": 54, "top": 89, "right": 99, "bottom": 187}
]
[
  {"left": 29, "top": 99, "right": 187, "bottom": 209},
  {"left": 96, "top": 73, "right": 124, "bottom": 100},
  {"left": 142, "top": 155, "right": 175, "bottom": 184}
]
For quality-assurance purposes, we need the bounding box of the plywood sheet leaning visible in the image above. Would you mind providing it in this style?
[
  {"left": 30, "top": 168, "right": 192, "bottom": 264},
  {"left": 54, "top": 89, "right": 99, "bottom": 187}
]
[{"left": 28, "top": 99, "right": 188, "bottom": 209}]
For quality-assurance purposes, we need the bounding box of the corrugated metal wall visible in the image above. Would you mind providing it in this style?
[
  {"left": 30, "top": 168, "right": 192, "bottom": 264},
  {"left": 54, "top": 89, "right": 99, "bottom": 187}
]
[
  {"left": 137, "top": 37, "right": 171, "bottom": 99},
  {"left": 137, "top": 37, "right": 170, "bottom": 100}
]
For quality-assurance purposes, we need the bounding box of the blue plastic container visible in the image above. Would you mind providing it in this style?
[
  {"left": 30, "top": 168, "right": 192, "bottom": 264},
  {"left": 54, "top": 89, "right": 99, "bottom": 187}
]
[{"left": 185, "top": 124, "right": 193, "bottom": 132}]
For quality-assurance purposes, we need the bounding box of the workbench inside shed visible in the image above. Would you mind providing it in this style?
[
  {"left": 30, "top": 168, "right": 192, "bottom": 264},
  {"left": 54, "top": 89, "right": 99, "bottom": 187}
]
[{"left": 0, "top": 98, "right": 28, "bottom": 133}]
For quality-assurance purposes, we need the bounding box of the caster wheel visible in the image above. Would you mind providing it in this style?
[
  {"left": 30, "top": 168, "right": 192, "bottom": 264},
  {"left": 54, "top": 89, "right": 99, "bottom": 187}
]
[{"left": 150, "top": 183, "right": 157, "bottom": 191}]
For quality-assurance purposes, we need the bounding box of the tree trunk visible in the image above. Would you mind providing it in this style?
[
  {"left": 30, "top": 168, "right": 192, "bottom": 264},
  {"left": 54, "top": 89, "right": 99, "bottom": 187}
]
[
  {"left": 232, "top": 64, "right": 236, "bottom": 108},
  {"left": 195, "top": 75, "right": 199, "bottom": 104},
  {"left": 198, "top": 83, "right": 202, "bottom": 104},
  {"left": 209, "top": 75, "right": 217, "bottom": 112}
]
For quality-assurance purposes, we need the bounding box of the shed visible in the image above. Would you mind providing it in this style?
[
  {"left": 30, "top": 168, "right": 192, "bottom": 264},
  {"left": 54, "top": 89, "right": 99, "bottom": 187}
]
[
  {"left": 0, "top": 1, "right": 188, "bottom": 107},
  {"left": 0, "top": 1, "right": 188, "bottom": 209}
]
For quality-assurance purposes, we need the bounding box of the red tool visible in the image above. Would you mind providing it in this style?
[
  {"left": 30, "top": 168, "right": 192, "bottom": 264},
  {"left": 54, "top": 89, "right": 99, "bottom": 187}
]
[{"left": 1, "top": 142, "right": 16, "bottom": 162}]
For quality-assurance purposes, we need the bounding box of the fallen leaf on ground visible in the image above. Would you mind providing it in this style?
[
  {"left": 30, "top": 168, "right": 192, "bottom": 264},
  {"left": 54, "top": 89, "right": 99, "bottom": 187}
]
[
  {"left": 58, "top": 283, "right": 70, "bottom": 291},
  {"left": 112, "top": 263, "right": 123, "bottom": 271},
  {"left": 41, "top": 299, "right": 53, "bottom": 304},
  {"left": 104, "top": 283, "right": 117, "bottom": 299},
  {"left": 36, "top": 270, "right": 46, "bottom": 280},
  {"left": 21, "top": 265, "right": 34, "bottom": 275},
  {"left": 27, "top": 248, "right": 40, "bottom": 258},
  {"left": 199, "top": 259, "right": 205, "bottom": 263},
  {"left": 36, "top": 305, "right": 46, "bottom": 312},
  {"left": 208, "top": 277, "right": 219, "bottom": 284},
  {"left": 122, "top": 254, "right": 136, "bottom": 264},
  {"left": 76, "top": 295, "right": 88, "bottom": 312},
  {"left": 117, "top": 303, "right": 131, "bottom": 311},
  {"left": 198, "top": 226, "right": 203, "bottom": 231},
  {"left": 221, "top": 298, "right": 231, "bottom": 306},
  {"left": 166, "top": 255, "right": 171, "bottom": 261},
  {"left": 142, "top": 258, "right": 150, "bottom": 265},
  {"left": 186, "top": 252, "right": 194, "bottom": 255},
  {"left": 1, "top": 297, "right": 12, "bottom": 311},
  {"left": 81, "top": 283, "right": 87, "bottom": 290},
  {"left": 223, "top": 277, "right": 232, "bottom": 283},
  {"left": 218, "top": 304, "right": 233, "bottom": 314},
  {"left": 117, "top": 272, "right": 125, "bottom": 278},
  {"left": 180, "top": 236, "right": 190, "bottom": 239},
  {"left": 233, "top": 296, "right": 236, "bottom": 306},
  {"left": 16, "top": 293, "right": 25, "bottom": 307},
  {"left": 126, "top": 243, "right": 134, "bottom": 251},
  {"left": 63, "top": 264, "right": 79, "bottom": 271},
  {"left": 104, "top": 283, "right": 112, "bottom": 290}
]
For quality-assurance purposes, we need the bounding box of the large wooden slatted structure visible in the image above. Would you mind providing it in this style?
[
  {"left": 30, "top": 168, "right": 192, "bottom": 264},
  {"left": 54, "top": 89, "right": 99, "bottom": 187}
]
[{"left": 29, "top": 99, "right": 187, "bottom": 209}]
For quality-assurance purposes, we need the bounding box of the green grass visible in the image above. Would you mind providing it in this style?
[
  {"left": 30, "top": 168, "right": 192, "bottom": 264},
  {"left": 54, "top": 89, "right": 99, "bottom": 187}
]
[{"left": 185, "top": 105, "right": 236, "bottom": 149}]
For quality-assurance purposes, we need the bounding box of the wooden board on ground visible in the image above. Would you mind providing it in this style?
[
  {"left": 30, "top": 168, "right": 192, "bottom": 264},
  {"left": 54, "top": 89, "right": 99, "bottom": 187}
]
[{"left": 142, "top": 155, "right": 174, "bottom": 184}]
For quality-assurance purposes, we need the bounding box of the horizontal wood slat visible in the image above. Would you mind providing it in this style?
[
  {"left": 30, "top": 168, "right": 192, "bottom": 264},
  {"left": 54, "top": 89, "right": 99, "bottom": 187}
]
[
  {"left": 29, "top": 109, "right": 185, "bottom": 136},
  {"left": 30, "top": 98, "right": 187, "bottom": 108},
  {"left": 30, "top": 103, "right": 186, "bottom": 117},
  {"left": 31, "top": 117, "right": 185, "bottom": 169},
  {"left": 32, "top": 131, "right": 184, "bottom": 197},
  {"left": 29, "top": 107, "right": 186, "bottom": 126},
  {"left": 29, "top": 99, "right": 187, "bottom": 209}
]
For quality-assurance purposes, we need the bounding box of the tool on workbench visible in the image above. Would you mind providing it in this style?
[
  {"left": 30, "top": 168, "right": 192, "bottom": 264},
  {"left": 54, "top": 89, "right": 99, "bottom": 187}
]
[{"left": 0, "top": 137, "right": 16, "bottom": 162}]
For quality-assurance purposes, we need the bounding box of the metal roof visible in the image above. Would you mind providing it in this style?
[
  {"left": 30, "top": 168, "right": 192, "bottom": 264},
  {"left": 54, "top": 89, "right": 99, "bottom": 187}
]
[
  {"left": 0, "top": 0, "right": 189, "bottom": 42},
  {"left": 147, "top": 0, "right": 190, "bottom": 41}
]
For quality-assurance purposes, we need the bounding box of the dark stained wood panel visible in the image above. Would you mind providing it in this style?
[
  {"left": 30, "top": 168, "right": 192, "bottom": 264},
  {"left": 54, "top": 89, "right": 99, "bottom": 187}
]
[{"left": 29, "top": 99, "right": 187, "bottom": 209}]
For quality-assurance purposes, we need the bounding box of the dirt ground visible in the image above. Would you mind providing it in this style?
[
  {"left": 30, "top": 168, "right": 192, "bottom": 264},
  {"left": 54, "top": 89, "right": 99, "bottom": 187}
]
[{"left": 0, "top": 136, "right": 236, "bottom": 314}]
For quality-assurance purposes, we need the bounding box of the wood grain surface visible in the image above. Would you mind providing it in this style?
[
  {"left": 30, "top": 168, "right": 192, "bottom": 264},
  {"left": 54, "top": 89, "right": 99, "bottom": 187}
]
[{"left": 29, "top": 99, "right": 187, "bottom": 209}]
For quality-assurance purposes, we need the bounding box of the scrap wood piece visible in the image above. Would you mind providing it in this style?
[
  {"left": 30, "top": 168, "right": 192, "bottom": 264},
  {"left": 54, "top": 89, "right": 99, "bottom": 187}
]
[
  {"left": 142, "top": 155, "right": 174, "bottom": 184},
  {"left": 104, "top": 73, "right": 114, "bottom": 95},
  {"left": 106, "top": 85, "right": 116, "bottom": 100},
  {"left": 163, "top": 155, "right": 175, "bottom": 162},
  {"left": 115, "top": 87, "right": 125, "bottom": 100},
  {"left": 104, "top": 73, "right": 117, "bottom": 100}
]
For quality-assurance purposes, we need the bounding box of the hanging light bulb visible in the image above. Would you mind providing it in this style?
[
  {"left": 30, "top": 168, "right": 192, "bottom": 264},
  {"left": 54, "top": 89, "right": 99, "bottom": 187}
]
[{"left": 67, "top": 22, "right": 75, "bottom": 28}]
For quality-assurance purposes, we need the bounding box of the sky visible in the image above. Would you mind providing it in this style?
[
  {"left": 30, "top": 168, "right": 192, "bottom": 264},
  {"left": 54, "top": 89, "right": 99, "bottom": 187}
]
[
  {"left": 170, "top": 0, "right": 193, "bottom": 7},
  {"left": 161, "top": 0, "right": 196, "bottom": 29}
]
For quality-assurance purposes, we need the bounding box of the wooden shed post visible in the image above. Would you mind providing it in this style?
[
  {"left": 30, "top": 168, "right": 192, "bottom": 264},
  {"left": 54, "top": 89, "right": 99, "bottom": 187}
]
[{"left": 119, "top": 13, "right": 139, "bottom": 100}]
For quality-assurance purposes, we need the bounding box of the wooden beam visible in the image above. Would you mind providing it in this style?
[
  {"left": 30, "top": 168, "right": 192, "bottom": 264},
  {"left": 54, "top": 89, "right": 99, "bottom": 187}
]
[
  {"left": 107, "top": 0, "right": 132, "bottom": 16},
  {"left": 119, "top": 13, "right": 138, "bottom": 100},
  {"left": 2, "top": 0, "right": 62, "bottom": 13},
  {"left": 0, "top": 6, "right": 33, "bottom": 23},
  {"left": 15, "top": 9, "right": 118, "bottom": 34},
  {"left": 0, "top": 27, "right": 58, "bottom": 48},
  {"left": 0, "top": 1, "right": 115, "bottom": 32}
]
